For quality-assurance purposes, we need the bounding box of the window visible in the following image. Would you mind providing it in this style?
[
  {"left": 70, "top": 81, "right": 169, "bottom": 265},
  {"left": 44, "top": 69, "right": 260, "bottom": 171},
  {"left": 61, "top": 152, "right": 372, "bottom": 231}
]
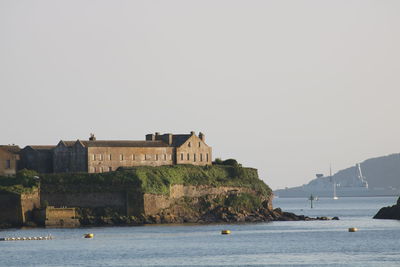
[
  {"left": 181, "top": 153, "right": 184, "bottom": 160},
  {"left": 200, "top": 154, "right": 203, "bottom": 162},
  {"left": 144, "top": 154, "right": 147, "bottom": 160},
  {"left": 206, "top": 153, "right": 209, "bottom": 162},
  {"left": 5, "top": 160, "right": 11, "bottom": 169},
  {"left": 198, "top": 142, "right": 201, "bottom": 147},
  {"left": 109, "top": 154, "right": 112, "bottom": 160},
  {"left": 164, "top": 154, "right": 167, "bottom": 160},
  {"left": 132, "top": 154, "right": 135, "bottom": 160},
  {"left": 187, "top": 153, "right": 190, "bottom": 160},
  {"left": 156, "top": 154, "right": 159, "bottom": 161},
  {"left": 92, "top": 154, "right": 96, "bottom": 161},
  {"left": 94, "top": 167, "right": 97, "bottom": 173},
  {"left": 99, "top": 154, "right": 103, "bottom": 161},
  {"left": 193, "top": 154, "right": 196, "bottom": 162},
  {"left": 109, "top": 167, "right": 112, "bottom": 172},
  {"left": 188, "top": 142, "right": 191, "bottom": 147},
  {"left": 99, "top": 167, "right": 103, "bottom": 173},
  {"left": 120, "top": 154, "right": 124, "bottom": 161}
]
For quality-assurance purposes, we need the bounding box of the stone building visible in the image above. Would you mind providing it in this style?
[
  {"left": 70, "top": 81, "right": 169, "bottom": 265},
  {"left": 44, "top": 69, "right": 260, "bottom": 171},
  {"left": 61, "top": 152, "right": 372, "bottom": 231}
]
[
  {"left": 0, "top": 145, "right": 20, "bottom": 176},
  {"left": 20, "top": 146, "right": 55, "bottom": 174},
  {"left": 53, "top": 132, "right": 212, "bottom": 173}
]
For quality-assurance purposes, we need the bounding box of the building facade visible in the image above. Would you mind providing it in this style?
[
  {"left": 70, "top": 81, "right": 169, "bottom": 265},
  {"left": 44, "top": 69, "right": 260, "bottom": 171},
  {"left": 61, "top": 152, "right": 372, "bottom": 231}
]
[
  {"left": 20, "top": 146, "right": 55, "bottom": 174},
  {"left": 0, "top": 145, "right": 20, "bottom": 176},
  {"left": 53, "top": 132, "right": 212, "bottom": 173}
]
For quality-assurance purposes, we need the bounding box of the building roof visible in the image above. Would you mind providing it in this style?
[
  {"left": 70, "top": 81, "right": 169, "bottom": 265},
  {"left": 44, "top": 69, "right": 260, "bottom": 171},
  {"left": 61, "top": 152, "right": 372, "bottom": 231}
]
[
  {"left": 26, "top": 145, "right": 56, "bottom": 151},
  {"left": 57, "top": 132, "right": 201, "bottom": 149},
  {"left": 60, "top": 140, "right": 169, "bottom": 148},
  {"left": 59, "top": 141, "right": 76, "bottom": 147},
  {"left": 0, "top": 145, "right": 21, "bottom": 154},
  {"left": 170, "top": 134, "right": 192, "bottom": 147}
]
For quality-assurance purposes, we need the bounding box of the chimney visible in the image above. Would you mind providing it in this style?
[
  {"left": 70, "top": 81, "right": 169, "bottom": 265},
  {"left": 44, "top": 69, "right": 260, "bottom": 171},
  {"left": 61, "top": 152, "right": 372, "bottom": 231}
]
[
  {"left": 89, "top": 133, "right": 96, "bottom": 141},
  {"left": 167, "top": 133, "right": 173, "bottom": 145},
  {"left": 145, "top": 134, "right": 155, "bottom": 141},
  {"left": 199, "top": 132, "right": 205, "bottom": 142},
  {"left": 190, "top": 131, "right": 195, "bottom": 136}
]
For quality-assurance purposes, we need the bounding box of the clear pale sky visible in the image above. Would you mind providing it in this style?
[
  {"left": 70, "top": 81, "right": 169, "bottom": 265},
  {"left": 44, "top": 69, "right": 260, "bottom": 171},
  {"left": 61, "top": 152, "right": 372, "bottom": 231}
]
[{"left": 1, "top": 1, "right": 399, "bottom": 189}]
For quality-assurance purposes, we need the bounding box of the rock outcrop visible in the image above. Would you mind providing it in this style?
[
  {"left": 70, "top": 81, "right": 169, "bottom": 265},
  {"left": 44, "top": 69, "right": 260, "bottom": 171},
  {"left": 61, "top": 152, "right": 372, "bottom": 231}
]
[{"left": 373, "top": 197, "right": 400, "bottom": 220}]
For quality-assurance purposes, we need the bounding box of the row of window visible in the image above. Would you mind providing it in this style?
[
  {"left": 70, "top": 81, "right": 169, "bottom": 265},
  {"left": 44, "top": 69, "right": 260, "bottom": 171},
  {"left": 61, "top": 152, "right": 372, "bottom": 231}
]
[
  {"left": 180, "top": 153, "right": 209, "bottom": 162},
  {"left": 91, "top": 154, "right": 172, "bottom": 162}
]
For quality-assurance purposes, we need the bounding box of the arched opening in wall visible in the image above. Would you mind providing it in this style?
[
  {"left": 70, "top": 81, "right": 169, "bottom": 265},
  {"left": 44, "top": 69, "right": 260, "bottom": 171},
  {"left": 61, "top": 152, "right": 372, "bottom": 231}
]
[{"left": 193, "top": 154, "right": 196, "bottom": 162}]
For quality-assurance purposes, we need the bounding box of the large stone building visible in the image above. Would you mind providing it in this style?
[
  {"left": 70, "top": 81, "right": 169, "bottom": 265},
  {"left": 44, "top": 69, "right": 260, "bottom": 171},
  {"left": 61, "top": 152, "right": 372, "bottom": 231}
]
[
  {"left": 3, "top": 132, "right": 212, "bottom": 174},
  {"left": 0, "top": 145, "right": 20, "bottom": 176},
  {"left": 53, "top": 132, "right": 212, "bottom": 173},
  {"left": 20, "top": 146, "right": 55, "bottom": 174}
]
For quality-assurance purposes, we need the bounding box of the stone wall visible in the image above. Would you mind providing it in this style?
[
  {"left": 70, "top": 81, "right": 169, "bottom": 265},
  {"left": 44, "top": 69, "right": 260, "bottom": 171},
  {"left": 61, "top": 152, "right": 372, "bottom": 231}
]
[
  {"left": 20, "top": 189, "right": 40, "bottom": 223},
  {"left": 41, "top": 192, "right": 126, "bottom": 208},
  {"left": 41, "top": 184, "right": 270, "bottom": 220},
  {"left": 45, "top": 206, "right": 80, "bottom": 227},
  {"left": 0, "top": 189, "right": 40, "bottom": 225}
]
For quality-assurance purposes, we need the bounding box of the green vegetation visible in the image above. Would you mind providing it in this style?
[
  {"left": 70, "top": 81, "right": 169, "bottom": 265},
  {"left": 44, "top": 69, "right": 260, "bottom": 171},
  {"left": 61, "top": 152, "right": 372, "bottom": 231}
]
[
  {"left": 0, "top": 169, "right": 39, "bottom": 194},
  {"left": 40, "top": 164, "right": 271, "bottom": 196}
]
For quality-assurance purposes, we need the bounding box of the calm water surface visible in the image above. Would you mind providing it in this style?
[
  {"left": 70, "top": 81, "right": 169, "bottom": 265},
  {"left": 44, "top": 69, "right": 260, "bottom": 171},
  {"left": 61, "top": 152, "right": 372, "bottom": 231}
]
[{"left": 1, "top": 197, "right": 399, "bottom": 266}]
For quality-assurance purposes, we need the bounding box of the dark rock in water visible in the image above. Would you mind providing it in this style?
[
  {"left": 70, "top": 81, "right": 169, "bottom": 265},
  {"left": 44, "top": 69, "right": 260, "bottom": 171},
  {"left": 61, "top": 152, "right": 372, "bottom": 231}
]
[
  {"left": 332, "top": 216, "right": 339, "bottom": 220},
  {"left": 374, "top": 197, "right": 400, "bottom": 220}
]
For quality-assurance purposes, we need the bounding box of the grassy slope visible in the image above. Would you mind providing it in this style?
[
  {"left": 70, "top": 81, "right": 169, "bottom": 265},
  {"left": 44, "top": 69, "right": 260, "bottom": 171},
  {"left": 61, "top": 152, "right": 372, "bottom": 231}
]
[{"left": 40, "top": 165, "right": 272, "bottom": 196}]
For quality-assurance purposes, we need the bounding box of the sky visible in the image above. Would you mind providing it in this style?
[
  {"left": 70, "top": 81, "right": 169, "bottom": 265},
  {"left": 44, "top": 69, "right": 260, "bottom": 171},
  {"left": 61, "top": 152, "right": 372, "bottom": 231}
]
[{"left": 1, "top": 0, "right": 400, "bottom": 190}]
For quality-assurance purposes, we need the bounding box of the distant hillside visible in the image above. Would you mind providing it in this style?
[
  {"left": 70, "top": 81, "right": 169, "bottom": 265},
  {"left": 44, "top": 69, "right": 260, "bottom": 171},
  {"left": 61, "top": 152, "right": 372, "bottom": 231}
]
[
  {"left": 334, "top": 153, "right": 400, "bottom": 189},
  {"left": 275, "top": 153, "right": 400, "bottom": 197}
]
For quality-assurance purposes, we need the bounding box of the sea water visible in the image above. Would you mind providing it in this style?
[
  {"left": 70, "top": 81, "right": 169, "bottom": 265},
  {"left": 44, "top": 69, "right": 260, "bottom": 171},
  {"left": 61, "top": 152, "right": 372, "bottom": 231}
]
[{"left": 1, "top": 197, "right": 399, "bottom": 266}]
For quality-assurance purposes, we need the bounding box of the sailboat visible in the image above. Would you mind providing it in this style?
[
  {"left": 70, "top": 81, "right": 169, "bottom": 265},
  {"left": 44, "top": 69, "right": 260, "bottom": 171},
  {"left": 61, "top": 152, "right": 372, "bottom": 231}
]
[{"left": 331, "top": 165, "right": 339, "bottom": 200}]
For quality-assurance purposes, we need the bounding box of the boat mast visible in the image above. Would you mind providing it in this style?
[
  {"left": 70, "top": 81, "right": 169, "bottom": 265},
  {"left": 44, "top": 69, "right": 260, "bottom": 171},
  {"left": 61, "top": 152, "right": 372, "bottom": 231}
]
[{"left": 331, "top": 165, "right": 338, "bottom": 200}]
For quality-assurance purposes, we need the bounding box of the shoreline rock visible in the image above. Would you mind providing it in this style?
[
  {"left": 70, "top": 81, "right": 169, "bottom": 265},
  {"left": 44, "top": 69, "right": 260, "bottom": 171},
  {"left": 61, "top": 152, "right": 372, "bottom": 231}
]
[{"left": 373, "top": 197, "right": 400, "bottom": 220}]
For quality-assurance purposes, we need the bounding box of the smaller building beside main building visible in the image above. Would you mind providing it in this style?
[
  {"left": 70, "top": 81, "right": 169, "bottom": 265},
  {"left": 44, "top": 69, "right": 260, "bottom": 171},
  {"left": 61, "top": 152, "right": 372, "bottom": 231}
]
[
  {"left": 0, "top": 145, "right": 20, "bottom": 176},
  {"left": 0, "top": 132, "right": 212, "bottom": 175}
]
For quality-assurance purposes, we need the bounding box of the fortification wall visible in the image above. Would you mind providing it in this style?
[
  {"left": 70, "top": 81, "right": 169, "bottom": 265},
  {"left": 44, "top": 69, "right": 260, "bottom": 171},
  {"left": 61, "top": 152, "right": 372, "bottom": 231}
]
[
  {"left": 45, "top": 207, "right": 79, "bottom": 227},
  {"left": 0, "top": 193, "right": 22, "bottom": 225},
  {"left": 0, "top": 190, "right": 39, "bottom": 225},
  {"left": 20, "top": 189, "right": 40, "bottom": 223},
  {"left": 41, "top": 192, "right": 126, "bottom": 208}
]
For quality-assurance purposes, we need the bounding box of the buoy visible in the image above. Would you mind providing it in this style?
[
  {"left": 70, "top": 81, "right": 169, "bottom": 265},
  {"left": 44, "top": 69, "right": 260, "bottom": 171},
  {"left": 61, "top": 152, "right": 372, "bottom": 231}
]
[
  {"left": 348, "top": 227, "right": 358, "bottom": 232},
  {"left": 221, "top": 230, "right": 231, "bottom": 235},
  {"left": 84, "top": 233, "right": 94, "bottom": 238}
]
